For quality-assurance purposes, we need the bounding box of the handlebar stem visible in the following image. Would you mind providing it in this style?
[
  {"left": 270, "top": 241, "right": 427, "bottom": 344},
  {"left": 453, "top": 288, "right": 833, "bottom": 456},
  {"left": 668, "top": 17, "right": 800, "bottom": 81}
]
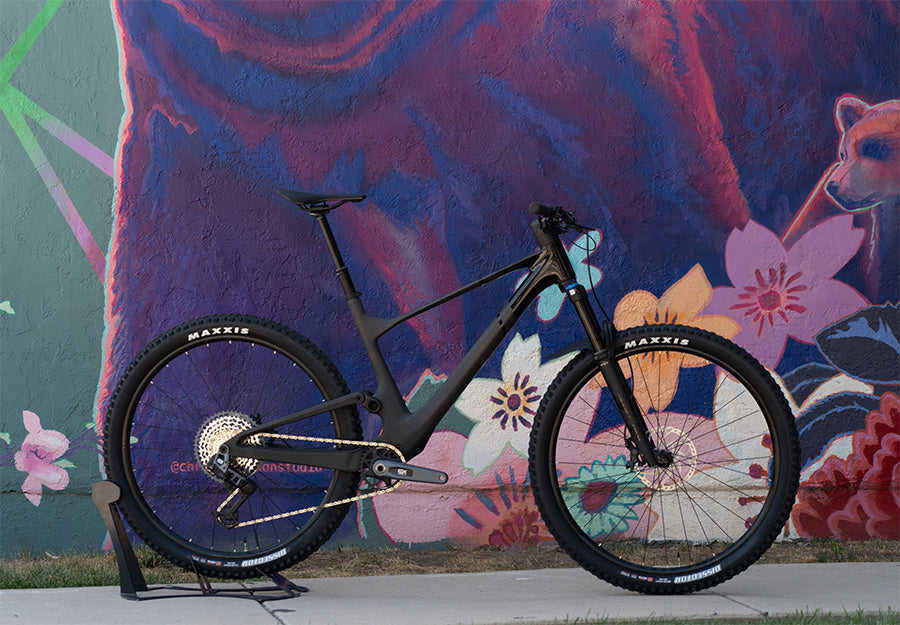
[{"left": 530, "top": 218, "right": 565, "bottom": 249}]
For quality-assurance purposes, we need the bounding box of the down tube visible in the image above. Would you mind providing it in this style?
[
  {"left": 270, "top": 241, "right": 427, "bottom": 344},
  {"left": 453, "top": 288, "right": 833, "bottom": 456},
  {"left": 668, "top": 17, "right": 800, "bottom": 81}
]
[{"left": 379, "top": 264, "right": 563, "bottom": 459}]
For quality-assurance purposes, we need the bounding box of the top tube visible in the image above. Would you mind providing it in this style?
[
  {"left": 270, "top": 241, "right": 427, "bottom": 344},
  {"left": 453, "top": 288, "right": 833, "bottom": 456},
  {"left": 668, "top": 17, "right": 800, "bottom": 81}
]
[{"left": 281, "top": 191, "right": 594, "bottom": 458}]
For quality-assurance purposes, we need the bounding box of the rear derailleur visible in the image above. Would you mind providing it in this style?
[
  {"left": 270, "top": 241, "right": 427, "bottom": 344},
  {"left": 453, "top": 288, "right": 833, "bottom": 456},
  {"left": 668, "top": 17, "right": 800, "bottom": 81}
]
[{"left": 208, "top": 446, "right": 257, "bottom": 529}]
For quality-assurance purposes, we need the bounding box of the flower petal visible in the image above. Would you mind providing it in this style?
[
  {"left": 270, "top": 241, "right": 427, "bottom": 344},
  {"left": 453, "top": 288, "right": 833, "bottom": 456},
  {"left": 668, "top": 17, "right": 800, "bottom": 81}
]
[
  {"left": 455, "top": 378, "right": 504, "bottom": 422},
  {"left": 724, "top": 220, "right": 787, "bottom": 288},
  {"left": 463, "top": 422, "right": 523, "bottom": 475},
  {"left": 371, "top": 431, "right": 470, "bottom": 544},
  {"left": 628, "top": 352, "right": 681, "bottom": 413},
  {"left": 788, "top": 214, "right": 865, "bottom": 279},
  {"left": 682, "top": 314, "right": 742, "bottom": 368},
  {"left": 615, "top": 291, "right": 659, "bottom": 329},
  {"left": 659, "top": 264, "right": 713, "bottom": 321},
  {"left": 371, "top": 432, "right": 534, "bottom": 545},
  {"left": 22, "top": 410, "right": 41, "bottom": 434},
  {"left": 787, "top": 279, "right": 869, "bottom": 344},
  {"left": 500, "top": 333, "right": 542, "bottom": 382},
  {"left": 733, "top": 319, "right": 791, "bottom": 369},
  {"left": 23, "top": 429, "right": 69, "bottom": 462},
  {"left": 28, "top": 461, "right": 70, "bottom": 490},
  {"left": 21, "top": 474, "right": 43, "bottom": 506},
  {"left": 535, "top": 287, "right": 564, "bottom": 321},
  {"left": 689, "top": 314, "right": 741, "bottom": 342}
]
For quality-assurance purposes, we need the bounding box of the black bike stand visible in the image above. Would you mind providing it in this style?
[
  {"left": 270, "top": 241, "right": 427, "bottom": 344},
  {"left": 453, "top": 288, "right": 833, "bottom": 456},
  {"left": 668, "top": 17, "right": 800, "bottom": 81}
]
[{"left": 91, "top": 480, "right": 308, "bottom": 601}]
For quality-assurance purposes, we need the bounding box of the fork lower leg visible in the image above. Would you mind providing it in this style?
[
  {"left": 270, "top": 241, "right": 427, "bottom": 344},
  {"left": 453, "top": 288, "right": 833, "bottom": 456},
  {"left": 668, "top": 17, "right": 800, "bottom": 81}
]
[{"left": 566, "top": 285, "right": 663, "bottom": 467}]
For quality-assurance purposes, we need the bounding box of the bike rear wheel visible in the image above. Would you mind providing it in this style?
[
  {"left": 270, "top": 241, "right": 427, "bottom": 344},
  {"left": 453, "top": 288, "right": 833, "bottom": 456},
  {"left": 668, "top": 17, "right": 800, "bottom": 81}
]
[
  {"left": 529, "top": 324, "right": 799, "bottom": 594},
  {"left": 103, "top": 315, "right": 362, "bottom": 578}
]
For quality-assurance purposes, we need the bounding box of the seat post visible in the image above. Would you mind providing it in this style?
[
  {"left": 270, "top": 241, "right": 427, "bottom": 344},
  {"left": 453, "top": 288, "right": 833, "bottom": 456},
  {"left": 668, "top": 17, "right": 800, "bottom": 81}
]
[{"left": 314, "top": 213, "right": 359, "bottom": 299}]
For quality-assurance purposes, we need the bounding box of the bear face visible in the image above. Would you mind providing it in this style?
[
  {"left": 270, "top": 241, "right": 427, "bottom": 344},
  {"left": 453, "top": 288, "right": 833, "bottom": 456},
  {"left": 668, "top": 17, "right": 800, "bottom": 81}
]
[{"left": 825, "top": 95, "right": 900, "bottom": 212}]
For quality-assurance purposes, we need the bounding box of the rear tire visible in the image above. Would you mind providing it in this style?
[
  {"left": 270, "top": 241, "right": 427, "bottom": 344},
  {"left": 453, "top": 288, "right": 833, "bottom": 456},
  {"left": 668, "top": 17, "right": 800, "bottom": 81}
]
[
  {"left": 529, "top": 324, "right": 799, "bottom": 593},
  {"left": 103, "top": 315, "right": 362, "bottom": 578}
]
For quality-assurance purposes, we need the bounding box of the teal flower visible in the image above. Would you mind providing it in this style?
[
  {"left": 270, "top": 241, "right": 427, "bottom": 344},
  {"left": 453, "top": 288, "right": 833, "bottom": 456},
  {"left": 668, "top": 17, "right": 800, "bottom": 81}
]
[{"left": 562, "top": 456, "right": 644, "bottom": 539}]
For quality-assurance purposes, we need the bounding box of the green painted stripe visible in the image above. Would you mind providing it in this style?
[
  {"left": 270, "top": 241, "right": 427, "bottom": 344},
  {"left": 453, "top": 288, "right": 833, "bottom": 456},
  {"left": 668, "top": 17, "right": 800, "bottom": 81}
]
[{"left": 0, "top": 0, "right": 65, "bottom": 85}]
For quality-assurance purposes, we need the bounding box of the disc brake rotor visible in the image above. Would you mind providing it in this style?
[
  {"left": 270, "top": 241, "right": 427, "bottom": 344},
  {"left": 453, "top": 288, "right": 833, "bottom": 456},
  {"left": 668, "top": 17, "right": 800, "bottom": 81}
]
[{"left": 636, "top": 423, "right": 698, "bottom": 491}]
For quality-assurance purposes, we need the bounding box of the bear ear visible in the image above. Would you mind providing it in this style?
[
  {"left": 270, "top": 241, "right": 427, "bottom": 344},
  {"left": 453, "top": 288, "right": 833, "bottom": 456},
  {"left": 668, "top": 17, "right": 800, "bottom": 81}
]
[{"left": 834, "top": 94, "right": 870, "bottom": 132}]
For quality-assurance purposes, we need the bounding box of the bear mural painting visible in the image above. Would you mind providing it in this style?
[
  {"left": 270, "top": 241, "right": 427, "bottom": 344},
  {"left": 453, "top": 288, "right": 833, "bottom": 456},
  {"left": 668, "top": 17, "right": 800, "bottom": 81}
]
[
  {"left": 826, "top": 96, "right": 899, "bottom": 304},
  {"left": 785, "top": 95, "right": 899, "bottom": 304},
  {"left": 0, "top": 1, "right": 897, "bottom": 557},
  {"left": 94, "top": 0, "right": 898, "bottom": 550}
]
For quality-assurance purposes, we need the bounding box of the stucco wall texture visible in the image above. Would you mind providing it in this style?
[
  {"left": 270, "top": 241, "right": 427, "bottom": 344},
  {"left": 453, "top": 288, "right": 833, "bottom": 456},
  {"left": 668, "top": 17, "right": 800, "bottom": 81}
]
[{"left": 1, "top": 1, "right": 897, "bottom": 555}]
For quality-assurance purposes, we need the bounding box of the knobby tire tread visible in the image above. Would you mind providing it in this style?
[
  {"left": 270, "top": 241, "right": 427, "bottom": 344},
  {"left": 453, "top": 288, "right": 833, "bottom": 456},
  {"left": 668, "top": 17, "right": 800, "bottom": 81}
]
[
  {"left": 103, "top": 314, "right": 362, "bottom": 579},
  {"left": 529, "top": 324, "right": 800, "bottom": 594}
]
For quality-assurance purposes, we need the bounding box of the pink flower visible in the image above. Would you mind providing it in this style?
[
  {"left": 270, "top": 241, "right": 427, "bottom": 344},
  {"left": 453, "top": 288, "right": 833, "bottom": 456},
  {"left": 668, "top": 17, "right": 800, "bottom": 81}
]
[
  {"left": 369, "top": 430, "right": 547, "bottom": 547},
  {"left": 14, "top": 411, "right": 70, "bottom": 506},
  {"left": 448, "top": 463, "right": 553, "bottom": 548},
  {"left": 368, "top": 430, "right": 472, "bottom": 545},
  {"left": 706, "top": 216, "right": 867, "bottom": 368},
  {"left": 792, "top": 392, "right": 900, "bottom": 540}
]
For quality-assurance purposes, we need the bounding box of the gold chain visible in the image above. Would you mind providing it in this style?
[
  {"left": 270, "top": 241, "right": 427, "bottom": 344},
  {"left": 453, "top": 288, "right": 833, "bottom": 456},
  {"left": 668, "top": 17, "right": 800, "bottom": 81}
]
[{"left": 215, "top": 434, "right": 405, "bottom": 529}]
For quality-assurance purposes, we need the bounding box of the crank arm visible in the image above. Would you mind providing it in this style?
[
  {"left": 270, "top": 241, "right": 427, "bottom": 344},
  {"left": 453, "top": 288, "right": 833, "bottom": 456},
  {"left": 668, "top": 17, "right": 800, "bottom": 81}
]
[{"left": 371, "top": 458, "right": 448, "bottom": 484}]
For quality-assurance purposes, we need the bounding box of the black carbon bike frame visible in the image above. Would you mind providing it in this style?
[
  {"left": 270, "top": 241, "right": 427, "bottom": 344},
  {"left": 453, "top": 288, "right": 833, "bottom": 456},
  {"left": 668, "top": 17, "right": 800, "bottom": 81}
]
[{"left": 220, "top": 206, "right": 663, "bottom": 476}]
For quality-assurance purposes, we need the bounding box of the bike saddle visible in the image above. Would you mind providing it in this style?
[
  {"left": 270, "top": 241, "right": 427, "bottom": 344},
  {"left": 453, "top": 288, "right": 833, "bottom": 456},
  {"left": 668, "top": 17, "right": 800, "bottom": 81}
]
[{"left": 278, "top": 189, "right": 366, "bottom": 211}]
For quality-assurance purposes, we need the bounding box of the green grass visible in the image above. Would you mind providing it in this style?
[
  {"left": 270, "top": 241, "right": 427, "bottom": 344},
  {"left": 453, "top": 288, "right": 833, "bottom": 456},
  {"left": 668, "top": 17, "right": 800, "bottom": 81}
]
[
  {"left": 0, "top": 547, "right": 198, "bottom": 589},
  {"left": 1, "top": 539, "right": 898, "bottom": 592}
]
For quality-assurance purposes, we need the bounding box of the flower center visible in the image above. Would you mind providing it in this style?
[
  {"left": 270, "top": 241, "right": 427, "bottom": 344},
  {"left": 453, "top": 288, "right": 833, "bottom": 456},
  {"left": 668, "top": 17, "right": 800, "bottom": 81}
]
[
  {"left": 730, "top": 262, "right": 808, "bottom": 337},
  {"left": 26, "top": 446, "right": 47, "bottom": 461},
  {"left": 758, "top": 289, "right": 782, "bottom": 311},
  {"left": 643, "top": 308, "right": 679, "bottom": 325},
  {"left": 488, "top": 506, "right": 542, "bottom": 547},
  {"left": 581, "top": 481, "right": 615, "bottom": 513},
  {"left": 489, "top": 373, "right": 540, "bottom": 431}
]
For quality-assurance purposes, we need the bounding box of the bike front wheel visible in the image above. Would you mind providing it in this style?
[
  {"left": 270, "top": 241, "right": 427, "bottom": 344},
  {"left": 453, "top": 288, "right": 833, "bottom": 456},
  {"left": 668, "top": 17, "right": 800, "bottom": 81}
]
[
  {"left": 103, "top": 315, "right": 362, "bottom": 578},
  {"left": 529, "top": 324, "right": 799, "bottom": 594}
]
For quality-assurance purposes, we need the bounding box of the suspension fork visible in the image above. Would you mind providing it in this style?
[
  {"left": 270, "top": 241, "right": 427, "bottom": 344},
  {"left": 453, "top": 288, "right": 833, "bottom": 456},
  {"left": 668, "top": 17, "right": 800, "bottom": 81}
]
[{"left": 565, "top": 283, "right": 667, "bottom": 468}]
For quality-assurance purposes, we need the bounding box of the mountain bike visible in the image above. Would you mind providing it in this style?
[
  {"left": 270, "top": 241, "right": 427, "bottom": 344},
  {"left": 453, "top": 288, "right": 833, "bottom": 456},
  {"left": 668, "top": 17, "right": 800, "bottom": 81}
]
[{"left": 103, "top": 190, "right": 800, "bottom": 594}]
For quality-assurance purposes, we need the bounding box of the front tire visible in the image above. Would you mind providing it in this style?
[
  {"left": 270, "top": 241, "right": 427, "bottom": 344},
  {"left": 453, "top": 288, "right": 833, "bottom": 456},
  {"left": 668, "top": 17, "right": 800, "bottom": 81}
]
[
  {"left": 529, "top": 324, "right": 799, "bottom": 593},
  {"left": 103, "top": 315, "right": 362, "bottom": 578}
]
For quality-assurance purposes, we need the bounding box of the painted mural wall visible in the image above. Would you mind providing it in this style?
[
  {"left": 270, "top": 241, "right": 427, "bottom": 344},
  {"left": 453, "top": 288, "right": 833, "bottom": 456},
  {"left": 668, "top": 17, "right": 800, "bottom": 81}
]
[
  {"left": 1, "top": 0, "right": 121, "bottom": 555},
  {"left": 1, "top": 0, "right": 897, "bottom": 556}
]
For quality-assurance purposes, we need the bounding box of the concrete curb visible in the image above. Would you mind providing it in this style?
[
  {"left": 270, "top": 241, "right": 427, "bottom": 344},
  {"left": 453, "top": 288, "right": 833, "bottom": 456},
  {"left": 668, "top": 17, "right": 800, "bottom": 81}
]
[{"left": 2, "top": 562, "right": 898, "bottom": 625}]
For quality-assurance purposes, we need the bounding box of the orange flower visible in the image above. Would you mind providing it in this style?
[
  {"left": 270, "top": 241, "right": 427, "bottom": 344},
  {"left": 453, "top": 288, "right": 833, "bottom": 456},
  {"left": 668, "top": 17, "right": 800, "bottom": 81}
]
[{"left": 598, "top": 265, "right": 740, "bottom": 412}]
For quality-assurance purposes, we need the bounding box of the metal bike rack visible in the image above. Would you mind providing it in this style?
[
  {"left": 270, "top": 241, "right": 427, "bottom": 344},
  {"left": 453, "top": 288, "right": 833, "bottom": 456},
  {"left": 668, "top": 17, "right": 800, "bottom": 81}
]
[{"left": 91, "top": 480, "right": 308, "bottom": 601}]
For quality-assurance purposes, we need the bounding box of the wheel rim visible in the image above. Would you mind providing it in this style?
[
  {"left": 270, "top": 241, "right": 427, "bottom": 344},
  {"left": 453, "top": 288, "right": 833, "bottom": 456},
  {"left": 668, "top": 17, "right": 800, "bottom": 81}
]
[
  {"left": 551, "top": 342, "right": 783, "bottom": 574},
  {"left": 123, "top": 336, "right": 348, "bottom": 558}
]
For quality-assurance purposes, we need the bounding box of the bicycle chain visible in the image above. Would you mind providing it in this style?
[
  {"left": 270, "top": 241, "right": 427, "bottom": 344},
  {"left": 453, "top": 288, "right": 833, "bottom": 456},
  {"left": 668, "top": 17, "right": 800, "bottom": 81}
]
[{"left": 215, "top": 434, "right": 405, "bottom": 529}]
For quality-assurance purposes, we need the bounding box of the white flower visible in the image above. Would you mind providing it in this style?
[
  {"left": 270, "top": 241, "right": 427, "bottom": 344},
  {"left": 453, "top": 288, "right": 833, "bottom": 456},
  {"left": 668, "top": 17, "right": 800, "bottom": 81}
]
[{"left": 456, "top": 333, "right": 571, "bottom": 475}]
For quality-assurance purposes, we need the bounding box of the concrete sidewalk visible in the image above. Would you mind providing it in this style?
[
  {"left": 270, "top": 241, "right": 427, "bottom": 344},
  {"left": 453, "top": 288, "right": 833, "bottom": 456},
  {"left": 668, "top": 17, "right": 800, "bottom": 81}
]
[{"left": 2, "top": 562, "right": 898, "bottom": 625}]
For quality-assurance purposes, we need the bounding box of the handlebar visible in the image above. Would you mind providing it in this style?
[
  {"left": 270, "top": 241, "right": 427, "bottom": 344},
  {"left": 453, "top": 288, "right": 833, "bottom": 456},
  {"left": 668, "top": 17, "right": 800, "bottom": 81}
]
[
  {"left": 528, "top": 202, "right": 562, "bottom": 218},
  {"left": 528, "top": 202, "right": 586, "bottom": 233}
]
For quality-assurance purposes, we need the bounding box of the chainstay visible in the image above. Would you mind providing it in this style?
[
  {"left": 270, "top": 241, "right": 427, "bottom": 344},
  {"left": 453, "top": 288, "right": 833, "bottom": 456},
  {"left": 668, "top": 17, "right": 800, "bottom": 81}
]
[{"left": 216, "top": 435, "right": 405, "bottom": 528}]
